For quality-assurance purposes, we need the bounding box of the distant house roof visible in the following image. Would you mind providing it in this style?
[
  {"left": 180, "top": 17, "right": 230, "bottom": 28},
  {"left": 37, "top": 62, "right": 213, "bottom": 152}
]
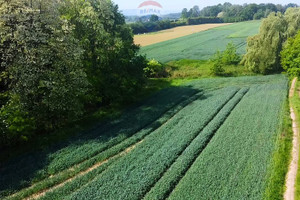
[{"left": 138, "top": 1, "right": 163, "bottom": 8}]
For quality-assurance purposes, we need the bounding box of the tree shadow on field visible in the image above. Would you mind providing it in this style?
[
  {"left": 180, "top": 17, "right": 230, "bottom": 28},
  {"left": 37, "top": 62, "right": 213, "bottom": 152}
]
[{"left": 0, "top": 83, "right": 206, "bottom": 197}]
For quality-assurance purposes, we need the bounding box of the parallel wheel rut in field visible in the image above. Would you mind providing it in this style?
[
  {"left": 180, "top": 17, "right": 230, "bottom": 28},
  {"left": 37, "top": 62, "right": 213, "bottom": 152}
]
[
  {"left": 31, "top": 92, "right": 203, "bottom": 199},
  {"left": 141, "top": 88, "right": 249, "bottom": 200},
  {"left": 27, "top": 140, "right": 145, "bottom": 200},
  {"left": 8, "top": 91, "right": 202, "bottom": 200},
  {"left": 165, "top": 89, "right": 249, "bottom": 199}
]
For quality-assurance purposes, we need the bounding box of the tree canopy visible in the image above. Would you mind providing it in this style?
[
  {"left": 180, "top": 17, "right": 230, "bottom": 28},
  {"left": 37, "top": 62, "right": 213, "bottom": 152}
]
[
  {"left": 281, "top": 31, "right": 300, "bottom": 77},
  {"left": 0, "top": 0, "right": 147, "bottom": 146},
  {"left": 181, "top": 3, "right": 298, "bottom": 22},
  {"left": 242, "top": 8, "right": 300, "bottom": 74}
]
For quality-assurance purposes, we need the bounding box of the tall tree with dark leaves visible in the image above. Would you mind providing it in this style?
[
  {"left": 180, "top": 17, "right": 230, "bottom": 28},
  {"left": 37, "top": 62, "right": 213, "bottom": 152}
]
[
  {"left": 61, "top": 0, "right": 146, "bottom": 106},
  {"left": 0, "top": 0, "right": 88, "bottom": 145}
]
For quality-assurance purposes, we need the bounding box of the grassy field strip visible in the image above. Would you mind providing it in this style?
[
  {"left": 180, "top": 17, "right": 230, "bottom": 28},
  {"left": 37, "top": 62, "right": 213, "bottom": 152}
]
[
  {"left": 143, "top": 88, "right": 249, "bottom": 200},
  {"left": 134, "top": 24, "right": 231, "bottom": 47},
  {"left": 4, "top": 91, "right": 203, "bottom": 200},
  {"left": 168, "top": 81, "right": 288, "bottom": 199},
  {"left": 140, "top": 21, "right": 261, "bottom": 63},
  {"left": 60, "top": 87, "right": 240, "bottom": 200}
]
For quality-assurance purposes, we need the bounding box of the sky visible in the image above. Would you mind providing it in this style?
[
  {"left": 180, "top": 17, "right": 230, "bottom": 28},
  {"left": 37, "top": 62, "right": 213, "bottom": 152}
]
[{"left": 113, "top": 0, "right": 298, "bottom": 12}]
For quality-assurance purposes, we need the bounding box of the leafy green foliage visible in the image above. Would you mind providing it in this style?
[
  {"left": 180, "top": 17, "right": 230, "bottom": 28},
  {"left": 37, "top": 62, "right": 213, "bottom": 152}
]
[
  {"left": 150, "top": 15, "right": 159, "bottom": 22},
  {"left": 210, "top": 43, "right": 241, "bottom": 76},
  {"left": 0, "top": 0, "right": 88, "bottom": 143},
  {"left": 166, "top": 59, "right": 253, "bottom": 79},
  {"left": 61, "top": 0, "right": 146, "bottom": 106},
  {"left": 281, "top": 31, "right": 300, "bottom": 77},
  {"left": 242, "top": 8, "right": 300, "bottom": 74},
  {"left": 222, "top": 42, "right": 241, "bottom": 65},
  {"left": 210, "top": 51, "right": 225, "bottom": 76},
  {"left": 144, "top": 59, "right": 168, "bottom": 78},
  {"left": 130, "top": 20, "right": 182, "bottom": 34},
  {"left": 0, "top": 0, "right": 146, "bottom": 146},
  {"left": 0, "top": 97, "right": 35, "bottom": 146},
  {"left": 198, "top": 2, "right": 297, "bottom": 22}
]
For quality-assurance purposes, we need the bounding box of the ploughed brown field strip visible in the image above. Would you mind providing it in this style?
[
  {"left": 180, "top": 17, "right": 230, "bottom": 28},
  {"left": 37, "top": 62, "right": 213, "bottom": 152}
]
[{"left": 134, "top": 23, "right": 232, "bottom": 47}]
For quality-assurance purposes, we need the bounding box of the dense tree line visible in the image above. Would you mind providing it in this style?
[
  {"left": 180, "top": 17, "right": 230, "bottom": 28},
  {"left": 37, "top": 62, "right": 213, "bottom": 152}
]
[
  {"left": 130, "top": 16, "right": 222, "bottom": 34},
  {"left": 187, "top": 17, "right": 223, "bottom": 25},
  {"left": 130, "top": 19, "right": 186, "bottom": 34},
  {"left": 131, "top": 3, "right": 298, "bottom": 34},
  {"left": 242, "top": 8, "right": 300, "bottom": 74},
  {"left": 0, "top": 0, "right": 147, "bottom": 146},
  {"left": 182, "top": 3, "right": 298, "bottom": 22}
]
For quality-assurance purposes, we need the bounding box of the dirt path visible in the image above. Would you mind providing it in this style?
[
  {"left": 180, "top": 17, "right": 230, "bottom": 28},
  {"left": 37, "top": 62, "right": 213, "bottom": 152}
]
[{"left": 284, "top": 77, "right": 299, "bottom": 200}]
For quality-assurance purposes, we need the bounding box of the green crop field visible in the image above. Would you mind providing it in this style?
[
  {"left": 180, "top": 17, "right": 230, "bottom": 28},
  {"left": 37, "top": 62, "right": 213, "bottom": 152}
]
[
  {"left": 0, "top": 75, "right": 289, "bottom": 200},
  {"left": 140, "top": 20, "right": 261, "bottom": 63}
]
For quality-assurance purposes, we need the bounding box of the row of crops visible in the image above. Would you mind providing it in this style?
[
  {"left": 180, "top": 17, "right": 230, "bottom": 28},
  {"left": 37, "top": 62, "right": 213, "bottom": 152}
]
[
  {"left": 169, "top": 80, "right": 288, "bottom": 199},
  {"left": 1, "top": 75, "right": 288, "bottom": 200},
  {"left": 1, "top": 86, "right": 199, "bottom": 198}
]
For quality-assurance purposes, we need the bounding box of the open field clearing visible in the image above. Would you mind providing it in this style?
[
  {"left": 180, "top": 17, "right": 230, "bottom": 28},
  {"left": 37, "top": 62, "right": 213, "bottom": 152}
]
[
  {"left": 134, "top": 23, "right": 231, "bottom": 47},
  {"left": 0, "top": 75, "right": 289, "bottom": 200},
  {"left": 140, "top": 20, "right": 261, "bottom": 63}
]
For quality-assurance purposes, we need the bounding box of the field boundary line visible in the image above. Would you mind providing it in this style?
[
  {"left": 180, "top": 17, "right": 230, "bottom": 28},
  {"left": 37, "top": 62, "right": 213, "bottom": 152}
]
[
  {"left": 7, "top": 91, "right": 202, "bottom": 200},
  {"left": 285, "top": 77, "right": 299, "bottom": 200},
  {"left": 140, "top": 88, "right": 245, "bottom": 199}
]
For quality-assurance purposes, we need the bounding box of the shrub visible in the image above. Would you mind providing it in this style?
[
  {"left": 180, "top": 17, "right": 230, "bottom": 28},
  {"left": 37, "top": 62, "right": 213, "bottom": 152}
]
[
  {"left": 210, "top": 43, "right": 241, "bottom": 76},
  {"left": 222, "top": 42, "right": 241, "bottom": 65},
  {"left": 144, "top": 59, "right": 168, "bottom": 78},
  {"left": 0, "top": 97, "right": 35, "bottom": 146},
  {"left": 281, "top": 31, "right": 300, "bottom": 77},
  {"left": 210, "top": 51, "right": 225, "bottom": 76}
]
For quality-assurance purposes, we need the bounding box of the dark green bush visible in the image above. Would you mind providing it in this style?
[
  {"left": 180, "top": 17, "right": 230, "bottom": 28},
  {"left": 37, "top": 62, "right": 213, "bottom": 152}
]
[{"left": 281, "top": 31, "right": 300, "bottom": 77}]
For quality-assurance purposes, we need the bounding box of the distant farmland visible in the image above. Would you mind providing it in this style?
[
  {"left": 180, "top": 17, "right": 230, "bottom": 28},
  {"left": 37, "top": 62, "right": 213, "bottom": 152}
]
[
  {"left": 140, "top": 20, "right": 261, "bottom": 63},
  {"left": 1, "top": 75, "right": 288, "bottom": 200},
  {"left": 134, "top": 23, "right": 231, "bottom": 47}
]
